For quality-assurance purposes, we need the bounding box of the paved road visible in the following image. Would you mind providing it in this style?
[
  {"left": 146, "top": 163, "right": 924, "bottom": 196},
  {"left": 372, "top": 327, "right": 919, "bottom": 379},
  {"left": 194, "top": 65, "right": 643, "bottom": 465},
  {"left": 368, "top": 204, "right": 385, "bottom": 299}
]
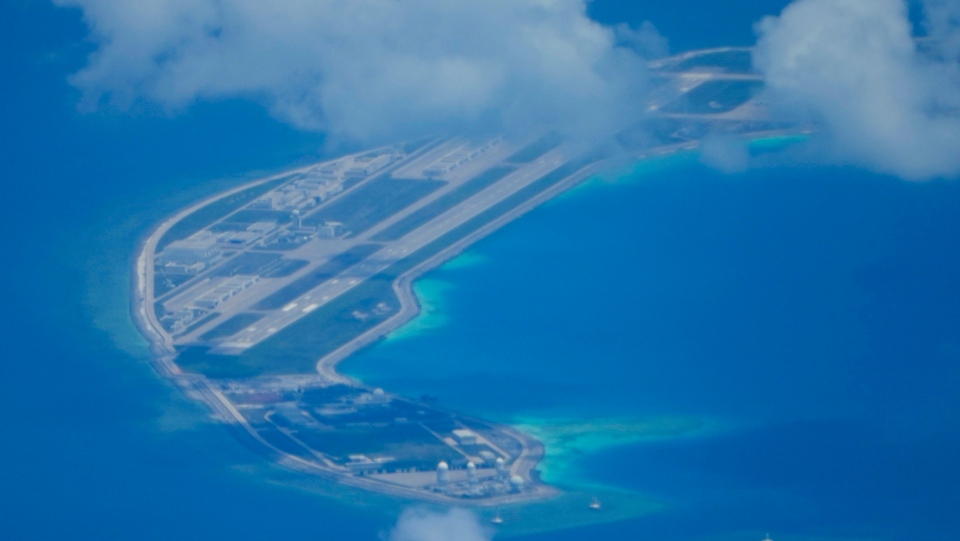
[{"left": 212, "top": 153, "right": 565, "bottom": 353}]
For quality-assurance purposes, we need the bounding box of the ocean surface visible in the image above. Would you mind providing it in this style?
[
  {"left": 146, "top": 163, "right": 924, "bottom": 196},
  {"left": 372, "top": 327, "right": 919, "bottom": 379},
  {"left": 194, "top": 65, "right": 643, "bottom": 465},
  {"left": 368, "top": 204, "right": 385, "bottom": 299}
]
[
  {"left": 3, "top": 1, "right": 958, "bottom": 540},
  {"left": 344, "top": 152, "right": 960, "bottom": 539}
]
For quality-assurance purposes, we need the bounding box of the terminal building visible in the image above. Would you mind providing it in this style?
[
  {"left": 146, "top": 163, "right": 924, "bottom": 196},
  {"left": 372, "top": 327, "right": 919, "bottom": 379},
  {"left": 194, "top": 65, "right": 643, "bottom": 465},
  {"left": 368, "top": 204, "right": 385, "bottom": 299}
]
[
  {"left": 158, "top": 232, "right": 222, "bottom": 272},
  {"left": 250, "top": 179, "right": 344, "bottom": 211},
  {"left": 192, "top": 275, "right": 260, "bottom": 310},
  {"left": 423, "top": 139, "right": 500, "bottom": 178}
]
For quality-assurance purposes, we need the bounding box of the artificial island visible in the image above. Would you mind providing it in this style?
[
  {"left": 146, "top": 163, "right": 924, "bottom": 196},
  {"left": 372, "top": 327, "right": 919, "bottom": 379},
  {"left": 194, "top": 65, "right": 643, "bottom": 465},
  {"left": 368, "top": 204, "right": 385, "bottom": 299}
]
[{"left": 132, "top": 47, "right": 795, "bottom": 506}]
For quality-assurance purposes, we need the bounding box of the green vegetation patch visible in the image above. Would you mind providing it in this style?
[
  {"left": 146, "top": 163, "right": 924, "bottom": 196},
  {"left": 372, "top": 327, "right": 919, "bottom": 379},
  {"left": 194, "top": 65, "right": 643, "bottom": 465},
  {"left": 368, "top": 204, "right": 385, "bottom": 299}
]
[
  {"left": 299, "top": 385, "right": 362, "bottom": 405},
  {"left": 505, "top": 133, "right": 563, "bottom": 164},
  {"left": 372, "top": 166, "right": 517, "bottom": 241},
  {"left": 293, "top": 423, "right": 459, "bottom": 463},
  {"left": 252, "top": 244, "right": 383, "bottom": 311},
  {"left": 257, "top": 428, "right": 317, "bottom": 459},
  {"left": 661, "top": 79, "right": 764, "bottom": 115},
  {"left": 157, "top": 176, "right": 291, "bottom": 250},
  {"left": 174, "top": 155, "right": 601, "bottom": 379},
  {"left": 199, "top": 313, "right": 266, "bottom": 342},
  {"left": 176, "top": 346, "right": 251, "bottom": 378},
  {"left": 303, "top": 176, "right": 446, "bottom": 235}
]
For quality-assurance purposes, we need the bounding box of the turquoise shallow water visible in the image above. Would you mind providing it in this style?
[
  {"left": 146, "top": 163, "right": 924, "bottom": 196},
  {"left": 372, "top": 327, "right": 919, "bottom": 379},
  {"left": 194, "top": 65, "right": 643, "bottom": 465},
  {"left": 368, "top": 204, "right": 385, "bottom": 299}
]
[
  {"left": 5, "top": 1, "right": 959, "bottom": 540},
  {"left": 343, "top": 153, "right": 960, "bottom": 539}
]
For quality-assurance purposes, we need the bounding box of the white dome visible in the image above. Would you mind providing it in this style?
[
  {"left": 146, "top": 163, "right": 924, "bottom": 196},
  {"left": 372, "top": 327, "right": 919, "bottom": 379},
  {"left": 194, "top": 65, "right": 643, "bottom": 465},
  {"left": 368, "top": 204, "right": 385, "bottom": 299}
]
[
  {"left": 437, "top": 461, "right": 449, "bottom": 470},
  {"left": 373, "top": 388, "right": 385, "bottom": 396},
  {"left": 467, "top": 462, "right": 476, "bottom": 470},
  {"left": 509, "top": 475, "right": 524, "bottom": 486}
]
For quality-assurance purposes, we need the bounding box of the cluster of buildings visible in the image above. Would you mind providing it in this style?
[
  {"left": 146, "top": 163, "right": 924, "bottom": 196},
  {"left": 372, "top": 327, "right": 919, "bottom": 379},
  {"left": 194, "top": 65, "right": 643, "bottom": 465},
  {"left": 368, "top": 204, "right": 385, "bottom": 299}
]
[
  {"left": 153, "top": 148, "right": 408, "bottom": 335},
  {"left": 422, "top": 139, "right": 501, "bottom": 178},
  {"left": 159, "top": 274, "right": 260, "bottom": 332},
  {"left": 251, "top": 151, "right": 398, "bottom": 212},
  {"left": 158, "top": 221, "right": 280, "bottom": 274},
  {"left": 250, "top": 177, "right": 344, "bottom": 211},
  {"left": 433, "top": 454, "right": 525, "bottom": 498},
  {"left": 289, "top": 209, "right": 345, "bottom": 239},
  {"left": 192, "top": 275, "right": 260, "bottom": 310}
]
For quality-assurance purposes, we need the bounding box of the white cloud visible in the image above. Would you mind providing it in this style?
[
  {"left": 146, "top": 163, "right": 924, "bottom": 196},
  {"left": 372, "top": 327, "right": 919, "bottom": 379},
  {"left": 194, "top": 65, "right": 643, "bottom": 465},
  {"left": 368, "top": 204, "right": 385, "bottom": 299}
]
[
  {"left": 56, "top": 0, "right": 662, "bottom": 145},
  {"left": 753, "top": 0, "right": 960, "bottom": 181},
  {"left": 699, "top": 134, "right": 750, "bottom": 174},
  {"left": 387, "top": 508, "right": 491, "bottom": 541}
]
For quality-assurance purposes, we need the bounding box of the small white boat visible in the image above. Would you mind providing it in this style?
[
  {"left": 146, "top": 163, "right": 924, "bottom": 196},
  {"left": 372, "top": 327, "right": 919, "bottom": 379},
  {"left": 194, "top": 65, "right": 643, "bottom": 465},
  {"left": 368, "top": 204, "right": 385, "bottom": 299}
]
[
  {"left": 588, "top": 497, "right": 602, "bottom": 510},
  {"left": 490, "top": 509, "right": 503, "bottom": 524}
]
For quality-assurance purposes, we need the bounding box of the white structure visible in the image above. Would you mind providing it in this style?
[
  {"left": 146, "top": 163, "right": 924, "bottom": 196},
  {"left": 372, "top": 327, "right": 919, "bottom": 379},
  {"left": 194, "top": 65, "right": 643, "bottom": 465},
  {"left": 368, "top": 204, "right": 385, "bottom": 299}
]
[
  {"left": 423, "top": 139, "right": 500, "bottom": 178},
  {"left": 317, "top": 221, "right": 344, "bottom": 239},
  {"left": 466, "top": 461, "right": 477, "bottom": 484},
  {"left": 291, "top": 209, "right": 302, "bottom": 230},
  {"left": 452, "top": 429, "right": 478, "bottom": 446},
  {"left": 495, "top": 457, "right": 507, "bottom": 479},
  {"left": 509, "top": 475, "right": 524, "bottom": 493},
  {"left": 295, "top": 178, "right": 343, "bottom": 201},
  {"left": 436, "top": 461, "right": 450, "bottom": 485},
  {"left": 160, "top": 232, "right": 221, "bottom": 267},
  {"left": 192, "top": 275, "right": 259, "bottom": 310}
]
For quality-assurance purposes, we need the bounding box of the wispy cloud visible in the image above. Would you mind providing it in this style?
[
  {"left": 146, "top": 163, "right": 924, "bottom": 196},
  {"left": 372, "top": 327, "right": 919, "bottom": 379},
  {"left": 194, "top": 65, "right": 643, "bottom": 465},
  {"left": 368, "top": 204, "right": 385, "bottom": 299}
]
[
  {"left": 753, "top": 0, "right": 960, "bottom": 180},
  {"left": 386, "top": 508, "right": 491, "bottom": 541},
  {"left": 56, "top": 0, "right": 665, "bottom": 145}
]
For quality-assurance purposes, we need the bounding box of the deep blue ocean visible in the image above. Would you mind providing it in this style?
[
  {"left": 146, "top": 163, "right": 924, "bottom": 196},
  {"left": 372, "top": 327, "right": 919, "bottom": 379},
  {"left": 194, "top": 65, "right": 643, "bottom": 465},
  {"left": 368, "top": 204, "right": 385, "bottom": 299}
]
[{"left": 2, "top": 1, "right": 958, "bottom": 540}]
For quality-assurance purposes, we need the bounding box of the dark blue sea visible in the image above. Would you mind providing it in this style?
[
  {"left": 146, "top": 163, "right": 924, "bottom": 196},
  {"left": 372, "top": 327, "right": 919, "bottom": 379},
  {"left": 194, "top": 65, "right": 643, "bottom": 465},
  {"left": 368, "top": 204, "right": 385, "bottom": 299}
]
[{"left": 3, "top": 2, "right": 958, "bottom": 540}]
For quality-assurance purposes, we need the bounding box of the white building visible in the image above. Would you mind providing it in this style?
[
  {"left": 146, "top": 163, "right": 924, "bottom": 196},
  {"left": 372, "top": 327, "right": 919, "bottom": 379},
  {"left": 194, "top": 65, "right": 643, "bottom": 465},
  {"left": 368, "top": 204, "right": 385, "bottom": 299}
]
[
  {"left": 192, "top": 275, "right": 259, "bottom": 310},
  {"left": 317, "top": 221, "right": 344, "bottom": 239},
  {"left": 160, "top": 232, "right": 221, "bottom": 267},
  {"left": 452, "top": 429, "right": 478, "bottom": 446},
  {"left": 437, "top": 461, "right": 450, "bottom": 485}
]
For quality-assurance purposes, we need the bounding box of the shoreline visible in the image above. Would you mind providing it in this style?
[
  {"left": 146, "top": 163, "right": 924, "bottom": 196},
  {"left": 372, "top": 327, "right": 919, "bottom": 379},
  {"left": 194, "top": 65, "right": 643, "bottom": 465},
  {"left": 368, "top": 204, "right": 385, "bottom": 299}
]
[{"left": 129, "top": 129, "right": 802, "bottom": 507}]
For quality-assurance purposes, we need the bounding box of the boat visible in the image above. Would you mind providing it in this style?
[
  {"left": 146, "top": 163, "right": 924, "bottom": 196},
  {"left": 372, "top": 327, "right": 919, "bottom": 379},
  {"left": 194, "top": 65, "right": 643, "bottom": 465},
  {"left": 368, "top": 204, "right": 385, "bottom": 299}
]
[
  {"left": 490, "top": 509, "right": 503, "bottom": 524},
  {"left": 588, "top": 497, "right": 602, "bottom": 510}
]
